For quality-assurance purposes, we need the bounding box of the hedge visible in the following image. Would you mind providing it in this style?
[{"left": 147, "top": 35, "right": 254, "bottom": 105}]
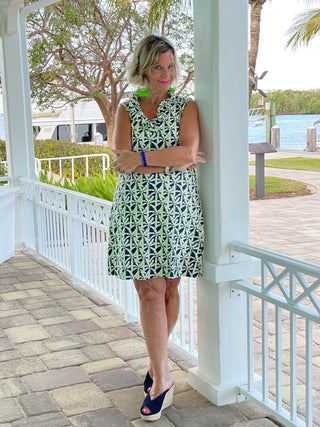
[
  {"left": 0, "top": 139, "right": 114, "bottom": 178},
  {"left": 39, "top": 170, "right": 117, "bottom": 202}
]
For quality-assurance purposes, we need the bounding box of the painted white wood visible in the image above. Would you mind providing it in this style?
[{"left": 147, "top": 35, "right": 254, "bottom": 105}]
[
  {"left": 232, "top": 241, "right": 320, "bottom": 426},
  {"left": 21, "top": 0, "right": 59, "bottom": 16},
  {"left": 188, "top": 0, "right": 250, "bottom": 405}
]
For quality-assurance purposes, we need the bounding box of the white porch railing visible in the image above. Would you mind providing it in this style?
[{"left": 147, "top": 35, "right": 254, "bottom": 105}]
[
  {"left": 34, "top": 153, "right": 110, "bottom": 181},
  {"left": 19, "top": 178, "right": 197, "bottom": 357},
  {"left": 19, "top": 178, "right": 318, "bottom": 426},
  {"left": 231, "top": 241, "right": 320, "bottom": 427}
]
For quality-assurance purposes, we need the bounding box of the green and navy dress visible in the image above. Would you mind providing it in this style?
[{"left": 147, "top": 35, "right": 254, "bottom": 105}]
[{"left": 108, "top": 92, "right": 204, "bottom": 280}]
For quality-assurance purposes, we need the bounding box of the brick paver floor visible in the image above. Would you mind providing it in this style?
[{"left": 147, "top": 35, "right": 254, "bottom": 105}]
[
  {"left": 3, "top": 148, "right": 317, "bottom": 426},
  {"left": 249, "top": 149, "right": 320, "bottom": 426},
  {"left": 0, "top": 252, "right": 279, "bottom": 426}
]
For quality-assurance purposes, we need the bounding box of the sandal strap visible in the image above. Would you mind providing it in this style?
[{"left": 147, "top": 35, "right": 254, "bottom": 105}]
[
  {"left": 140, "top": 385, "right": 173, "bottom": 415},
  {"left": 143, "top": 371, "right": 153, "bottom": 394}
]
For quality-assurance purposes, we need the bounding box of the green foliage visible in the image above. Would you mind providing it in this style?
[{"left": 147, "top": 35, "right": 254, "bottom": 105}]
[
  {"left": 39, "top": 170, "right": 117, "bottom": 201},
  {"left": 249, "top": 157, "right": 320, "bottom": 172},
  {"left": 27, "top": 0, "right": 194, "bottom": 126},
  {"left": 0, "top": 139, "right": 114, "bottom": 179},
  {"left": 0, "top": 140, "right": 6, "bottom": 161},
  {"left": 249, "top": 175, "right": 306, "bottom": 194},
  {"left": 286, "top": 8, "right": 320, "bottom": 49},
  {"left": 250, "top": 90, "right": 320, "bottom": 115}
]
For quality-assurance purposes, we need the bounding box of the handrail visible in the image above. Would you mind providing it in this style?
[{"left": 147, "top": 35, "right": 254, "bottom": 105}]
[
  {"left": 231, "top": 240, "right": 319, "bottom": 427},
  {"left": 34, "top": 153, "right": 110, "bottom": 181}
]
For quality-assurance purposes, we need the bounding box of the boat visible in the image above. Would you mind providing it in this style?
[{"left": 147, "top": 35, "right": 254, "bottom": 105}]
[
  {"left": 248, "top": 107, "right": 265, "bottom": 127},
  {"left": 32, "top": 100, "right": 108, "bottom": 145}
]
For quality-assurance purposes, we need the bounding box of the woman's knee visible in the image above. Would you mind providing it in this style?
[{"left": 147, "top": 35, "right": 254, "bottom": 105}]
[
  {"left": 134, "top": 278, "right": 166, "bottom": 302},
  {"left": 165, "top": 278, "right": 180, "bottom": 299}
]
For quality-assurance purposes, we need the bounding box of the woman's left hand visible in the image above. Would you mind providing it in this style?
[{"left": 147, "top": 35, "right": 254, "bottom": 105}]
[{"left": 112, "top": 149, "right": 140, "bottom": 173}]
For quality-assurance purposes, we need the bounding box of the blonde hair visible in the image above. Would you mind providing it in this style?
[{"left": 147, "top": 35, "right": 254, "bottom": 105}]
[{"left": 127, "top": 35, "right": 180, "bottom": 89}]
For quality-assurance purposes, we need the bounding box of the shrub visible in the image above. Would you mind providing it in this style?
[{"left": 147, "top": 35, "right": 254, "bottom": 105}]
[
  {"left": 0, "top": 140, "right": 6, "bottom": 161},
  {"left": 0, "top": 139, "right": 114, "bottom": 178},
  {"left": 39, "top": 170, "right": 117, "bottom": 202}
]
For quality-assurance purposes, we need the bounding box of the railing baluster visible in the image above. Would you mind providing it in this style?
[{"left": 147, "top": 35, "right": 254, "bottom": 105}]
[
  {"left": 247, "top": 293, "right": 253, "bottom": 392},
  {"left": 305, "top": 319, "right": 313, "bottom": 427},
  {"left": 72, "top": 158, "right": 75, "bottom": 181},
  {"left": 88, "top": 225, "right": 94, "bottom": 287},
  {"left": 102, "top": 156, "right": 106, "bottom": 179},
  {"left": 290, "top": 311, "right": 297, "bottom": 422},
  {"left": 179, "top": 278, "right": 186, "bottom": 349},
  {"left": 290, "top": 272, "right": 297, "bottom": 423},
  {"left": 92, "top": 228, "right": 98, "bottom": 290},
  {"left": 262, "top": 300, "right": 269, "bottom": 403},
  {"left": 102, "top": 230, "right": 107, "bottom": 297},
  {"left": 97, "top": 229, "right": 102, "bottom": 293},
  {"left": 83, "top": 224, "right": 89, "bottom": 283},
  {"left": 188, "top": 277, "right": 194, "bottom": 354},
  {"left": 275, "top": 306, "right": 282, "bottom": 413}
]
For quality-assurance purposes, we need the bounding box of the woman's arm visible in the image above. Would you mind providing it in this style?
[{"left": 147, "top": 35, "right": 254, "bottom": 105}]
[
  {"left": 113, "top": 100, "right": 206, "bottom": 173},
  {"left": 113, "top": 104, "right": 166, "bottom": 174}
]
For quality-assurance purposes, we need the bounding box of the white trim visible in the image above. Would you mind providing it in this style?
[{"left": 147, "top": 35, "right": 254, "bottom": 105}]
[{"left": 21, "top": 0, "right": 59, "bottom": 17}]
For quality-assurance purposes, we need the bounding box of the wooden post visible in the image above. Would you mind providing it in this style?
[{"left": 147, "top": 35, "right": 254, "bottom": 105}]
[
  {"left": 271, "top": 126, "right": 280, "bottom": 149},
  {"left": 306, "top": 126, "right": 316, "bottom": 152},
  {"left": 265, "top": 102, "right": 271, "bottom": 143},
  {"left": 271, "top": 101, "right": 276, "bottom": 128}
]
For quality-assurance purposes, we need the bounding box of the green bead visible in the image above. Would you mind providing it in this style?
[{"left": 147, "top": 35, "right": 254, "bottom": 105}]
[{"left": 135, "top": 88, "right": 150, "bottom": 96}]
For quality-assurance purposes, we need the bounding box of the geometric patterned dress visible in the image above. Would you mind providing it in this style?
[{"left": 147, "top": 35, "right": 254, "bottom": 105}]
[{"left": 108, "top": 91, "right": 204, "bottom": 280}]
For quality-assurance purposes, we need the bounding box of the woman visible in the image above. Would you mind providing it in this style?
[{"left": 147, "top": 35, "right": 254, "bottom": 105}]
[{"left": 108, "top": 34, "right": 205, "bottom": 421}]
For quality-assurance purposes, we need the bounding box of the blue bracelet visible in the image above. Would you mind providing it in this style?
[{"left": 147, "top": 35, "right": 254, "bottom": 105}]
[{"left": 141, "top": 151, "right": 147, "bottom": 167}]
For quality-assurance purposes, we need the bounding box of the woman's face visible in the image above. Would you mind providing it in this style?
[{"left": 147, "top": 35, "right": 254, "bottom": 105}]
[{"left": 148, "top": 50, "right": 175, "bottom": 93}]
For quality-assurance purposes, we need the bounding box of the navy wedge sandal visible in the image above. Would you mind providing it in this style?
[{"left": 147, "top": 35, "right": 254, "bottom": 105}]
[
  {"left": 140, "top": 384, "right": 174, "bottom": 422},
  {"left": 143, "top": 371, "right": 153, "bottom": 396}
]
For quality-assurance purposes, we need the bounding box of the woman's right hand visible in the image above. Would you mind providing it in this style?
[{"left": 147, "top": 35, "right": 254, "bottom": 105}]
[{"left": 173, "top": 149, "right": 207, "bottom": 171}]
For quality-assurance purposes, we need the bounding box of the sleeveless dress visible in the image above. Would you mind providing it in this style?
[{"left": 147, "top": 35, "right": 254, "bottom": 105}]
[{"left": 108, "top": 92, "right": 204, "bottom": 280}]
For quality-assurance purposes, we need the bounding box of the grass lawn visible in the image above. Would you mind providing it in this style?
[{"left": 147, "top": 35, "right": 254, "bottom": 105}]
[
  {"left": 249, "top": 157, "right": 320, "bottom": 171},
  {"left": 249, "top": 175, "right": 311, "bottom": 199}
]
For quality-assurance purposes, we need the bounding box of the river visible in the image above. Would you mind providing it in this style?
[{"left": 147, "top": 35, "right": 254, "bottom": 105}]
[
  {"left": 1, "top": 114, "right": 319, "bottom": 151},
  {"left": 249, "top": 114, "right": 320, "bottom": 150}
]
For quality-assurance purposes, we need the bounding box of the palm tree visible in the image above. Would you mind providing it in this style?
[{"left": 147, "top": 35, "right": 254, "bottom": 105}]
[
  {"left": 248, "top": 0, "right": 268, "bottom": 103},
  {"left": 286, "top": 1, "right": 320, "bottom": 48}
]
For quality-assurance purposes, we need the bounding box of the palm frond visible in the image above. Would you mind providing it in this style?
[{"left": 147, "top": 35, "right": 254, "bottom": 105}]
[
  {"left": 148, "top": 0, "right": 191, "bottom": 26},
  {"left": 286, "top": 8, "right": 320, "bottom": 48}
]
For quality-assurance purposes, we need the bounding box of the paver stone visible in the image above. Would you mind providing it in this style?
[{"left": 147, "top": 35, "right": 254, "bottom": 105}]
[
  {"left": 50, "top": 382, "right": 113, "bottom": 416},
  {"left": 4, "top": 325, "right": 49, "bottom": 344},
  {"left": 70, "top": 408, "right": 132, "bottom": 427},
  {"left": 22, "top": 366, "right": 89, "bottom": 391}
]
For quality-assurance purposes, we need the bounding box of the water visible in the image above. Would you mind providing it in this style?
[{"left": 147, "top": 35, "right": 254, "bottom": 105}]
[
  {"left": 249, "top": 114, "right": 320, "bottom": 150},
  {"left": 0, "top": 114, "right": 319, "bottom": 150}
]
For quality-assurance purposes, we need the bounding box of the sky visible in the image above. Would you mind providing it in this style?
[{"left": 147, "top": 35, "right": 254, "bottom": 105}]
[{"left": 255, "top": 0, "right": 320, "bottom": 91}]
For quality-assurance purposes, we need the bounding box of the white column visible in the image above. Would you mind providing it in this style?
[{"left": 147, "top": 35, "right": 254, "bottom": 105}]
[
  {"left": 0, "top": 1, "right": 35, "bottom": 184},
  {"left": 0, "top": 1, "right": 36, "bottom": 251},
  {"left": 188, "top": 0, "right": 259, "bottom": 405}
]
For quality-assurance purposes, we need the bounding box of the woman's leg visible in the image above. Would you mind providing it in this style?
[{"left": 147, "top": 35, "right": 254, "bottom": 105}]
[
  {"left": 134, "top": 277, "right": 174, "bottom": 406},
  {"left": 147, "top": 277, "right": 181, "bottom": 380},
  {"left": 165, "top": 277, "right": 181, "bottom": 337}
]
